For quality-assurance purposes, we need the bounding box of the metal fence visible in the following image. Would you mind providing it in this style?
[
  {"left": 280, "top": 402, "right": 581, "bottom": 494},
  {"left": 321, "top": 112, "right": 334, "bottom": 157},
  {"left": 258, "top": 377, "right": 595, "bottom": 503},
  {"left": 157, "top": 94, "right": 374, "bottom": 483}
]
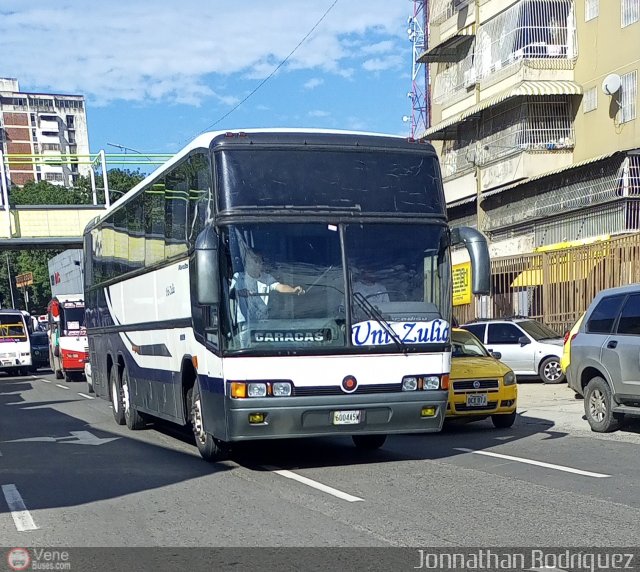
[{"left": 453, "top": 232, "right": 640, "bottom": 333}]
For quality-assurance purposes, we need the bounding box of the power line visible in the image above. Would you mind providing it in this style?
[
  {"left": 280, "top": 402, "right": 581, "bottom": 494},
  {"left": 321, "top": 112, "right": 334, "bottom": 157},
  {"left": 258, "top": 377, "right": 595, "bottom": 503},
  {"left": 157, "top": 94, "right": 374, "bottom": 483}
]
[{"left": 195, "top": 0, "right": 339, "bottom": 137}]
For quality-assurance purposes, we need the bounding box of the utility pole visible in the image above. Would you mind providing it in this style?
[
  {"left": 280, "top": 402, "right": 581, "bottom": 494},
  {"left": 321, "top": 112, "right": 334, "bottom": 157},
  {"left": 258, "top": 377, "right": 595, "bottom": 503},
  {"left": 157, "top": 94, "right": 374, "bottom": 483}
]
[{"left": 5, "top": 252, "right": 15, "bottom": 308}]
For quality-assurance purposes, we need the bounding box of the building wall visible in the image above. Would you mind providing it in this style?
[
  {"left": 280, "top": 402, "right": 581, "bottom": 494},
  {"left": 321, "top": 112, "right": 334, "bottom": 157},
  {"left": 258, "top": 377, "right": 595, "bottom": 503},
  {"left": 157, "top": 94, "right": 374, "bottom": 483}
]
[
  {"left": 573, "top": 0, "right": 640, "bottom": 161},
  {"left": 0, "top": 79, "right": 91, "bottom": 188}
]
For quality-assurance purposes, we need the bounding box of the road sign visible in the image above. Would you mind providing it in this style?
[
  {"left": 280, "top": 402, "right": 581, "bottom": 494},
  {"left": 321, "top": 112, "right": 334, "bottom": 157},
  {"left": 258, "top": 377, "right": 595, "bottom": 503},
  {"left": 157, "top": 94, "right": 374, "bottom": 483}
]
[{"left": 15, "top": 272, "right": 33, "bottom": 288}]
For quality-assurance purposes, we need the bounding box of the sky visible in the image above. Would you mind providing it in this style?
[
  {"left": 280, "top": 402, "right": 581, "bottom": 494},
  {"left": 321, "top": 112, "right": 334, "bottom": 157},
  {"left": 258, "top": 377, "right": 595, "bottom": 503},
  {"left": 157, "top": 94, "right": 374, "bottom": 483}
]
[{"left": 0, "top": 0, "right": 422, "bottom": 170}]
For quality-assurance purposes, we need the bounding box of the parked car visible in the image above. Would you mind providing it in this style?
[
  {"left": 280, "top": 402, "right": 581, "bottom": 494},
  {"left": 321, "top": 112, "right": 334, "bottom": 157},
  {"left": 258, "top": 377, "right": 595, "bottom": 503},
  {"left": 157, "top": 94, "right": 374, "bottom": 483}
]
[
  {"left": 560, "top": 313, "right": 585, "bottom": 376},
  {"left": 447, "top": 328, "right": 517, "bottom": 428},
  {"left": 460, "top": 317, "right": 564, "bottom": 384},
  {"left": 29, "top": 331, "right": 49, "bottom": 371},
  {"left": 568, "top": 284, "right": 640, "bottom": 432}
]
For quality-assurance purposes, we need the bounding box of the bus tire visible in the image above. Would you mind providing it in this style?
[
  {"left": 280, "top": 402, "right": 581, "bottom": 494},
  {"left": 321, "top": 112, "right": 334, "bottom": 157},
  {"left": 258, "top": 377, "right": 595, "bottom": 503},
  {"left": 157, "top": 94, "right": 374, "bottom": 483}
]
[
  {"left": 352, "top": 434, "right": 387, "bottom": 450},
  {"left": 55, "top": 369, "right": 64, "bottom": 380},
  {"left": 122, "top": 367, "right": 146, "bottom": 430},
  {"left": 190, "top": 380, "right": 228, "bottom": 462},
  {"left": 110, "top": 367, "right": 125, "bottom": 426}
]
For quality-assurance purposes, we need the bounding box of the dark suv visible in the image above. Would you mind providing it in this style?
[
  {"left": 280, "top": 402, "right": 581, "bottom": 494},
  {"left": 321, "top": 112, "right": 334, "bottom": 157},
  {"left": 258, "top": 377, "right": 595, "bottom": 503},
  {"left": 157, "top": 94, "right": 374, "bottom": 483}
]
[
  {"left": 569, "top": 284, "right": 640, "bottom": 432},
  {"left": 30, "top": 331, "right": 49, "bottom": 371}
]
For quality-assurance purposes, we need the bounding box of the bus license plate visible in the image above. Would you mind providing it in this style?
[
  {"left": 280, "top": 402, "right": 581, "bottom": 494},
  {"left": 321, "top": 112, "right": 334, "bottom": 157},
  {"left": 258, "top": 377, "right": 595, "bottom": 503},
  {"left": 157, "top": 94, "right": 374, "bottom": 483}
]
[
  {"left": 466, "top": 394, "right": 488, "bottom": 407},
  {"left": 332, "top": 410, "right": 362, "bottom": 425}
]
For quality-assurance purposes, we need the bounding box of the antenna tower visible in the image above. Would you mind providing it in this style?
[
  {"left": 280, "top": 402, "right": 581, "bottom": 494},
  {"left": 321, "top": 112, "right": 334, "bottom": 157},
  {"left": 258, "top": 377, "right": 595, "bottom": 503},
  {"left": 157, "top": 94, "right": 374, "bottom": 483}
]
[{"left": 405, "top": 0, "right": 429, "bottom": 138}]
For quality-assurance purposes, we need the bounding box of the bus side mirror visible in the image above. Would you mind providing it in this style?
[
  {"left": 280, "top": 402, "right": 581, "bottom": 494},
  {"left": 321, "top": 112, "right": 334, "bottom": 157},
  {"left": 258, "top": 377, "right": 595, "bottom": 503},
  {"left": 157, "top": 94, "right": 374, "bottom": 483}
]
[
  {"left": 195, "top": 227, "right": 219, "bottom": 306},
  {"left": 450, "top": 227, "right": 491, "bottom": 295}
]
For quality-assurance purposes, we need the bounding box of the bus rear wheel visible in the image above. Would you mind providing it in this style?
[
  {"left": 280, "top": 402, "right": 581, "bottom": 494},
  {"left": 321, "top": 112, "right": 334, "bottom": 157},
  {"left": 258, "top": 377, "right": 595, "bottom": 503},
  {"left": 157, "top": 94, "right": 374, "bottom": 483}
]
[
  {"left": 110, "top": 367, "right": 125, "bottom": 426},
  {"left": 189, "top": 380, "right": 228, "bottom": 462},
  {"left": 352, "top": 434, "right": 387, "bottom": 450},
  {"left": 122, "top": 367, "right": 146, "bottom": 430}
]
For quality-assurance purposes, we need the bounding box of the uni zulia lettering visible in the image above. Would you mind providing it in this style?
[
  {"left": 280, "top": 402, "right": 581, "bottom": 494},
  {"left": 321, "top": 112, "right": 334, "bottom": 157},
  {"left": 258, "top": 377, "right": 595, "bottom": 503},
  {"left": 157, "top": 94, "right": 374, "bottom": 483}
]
[
  {"left": 352, "top": 320, "right": 450, "bottom": 346},
  {"left": 253, "top": 331, "right": 328, "bottom": 343}
]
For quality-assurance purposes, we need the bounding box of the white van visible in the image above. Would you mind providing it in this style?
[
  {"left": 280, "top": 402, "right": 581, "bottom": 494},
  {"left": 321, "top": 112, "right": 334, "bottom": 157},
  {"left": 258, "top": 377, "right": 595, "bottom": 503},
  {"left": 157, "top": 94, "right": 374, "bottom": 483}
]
[{"left": 0, "top": 309, "right": 32, "bottom": 376}]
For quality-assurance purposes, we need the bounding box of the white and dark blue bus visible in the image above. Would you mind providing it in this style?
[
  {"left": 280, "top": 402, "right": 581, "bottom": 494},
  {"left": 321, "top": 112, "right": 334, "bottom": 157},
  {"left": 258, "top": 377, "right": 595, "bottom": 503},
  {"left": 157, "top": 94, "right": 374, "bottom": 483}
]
[{"left": 83, "top": 129, "right": 489, "bottom": 461}]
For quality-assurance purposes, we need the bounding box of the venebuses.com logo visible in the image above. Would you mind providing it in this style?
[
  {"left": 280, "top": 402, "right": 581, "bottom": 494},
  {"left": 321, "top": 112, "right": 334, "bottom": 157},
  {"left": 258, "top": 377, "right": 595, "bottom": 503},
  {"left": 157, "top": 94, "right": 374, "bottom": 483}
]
[
  {"left": 7, "top": 548, "right": 30, "bottom": 571},
  {"left": 6, "top": 547, "right": 71, "bottom": 571}
]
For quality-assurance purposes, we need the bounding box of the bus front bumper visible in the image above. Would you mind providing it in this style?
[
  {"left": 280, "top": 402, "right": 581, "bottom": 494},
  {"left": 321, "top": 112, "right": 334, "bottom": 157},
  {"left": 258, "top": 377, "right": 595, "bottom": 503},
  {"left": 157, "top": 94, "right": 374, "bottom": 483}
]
[{"left": 224, "top": 391, "right": 448, "bottom": 441}]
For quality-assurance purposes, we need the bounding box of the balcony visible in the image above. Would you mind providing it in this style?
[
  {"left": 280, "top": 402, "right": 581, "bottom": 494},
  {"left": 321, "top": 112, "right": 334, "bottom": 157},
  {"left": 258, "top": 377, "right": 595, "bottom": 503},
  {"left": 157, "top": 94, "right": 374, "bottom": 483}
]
[
  {"left": 429, "top": 0, "right": 576, "bottom": 111},
  {"left": 438, "top": 96, "right": 576, "bottom": 191}
]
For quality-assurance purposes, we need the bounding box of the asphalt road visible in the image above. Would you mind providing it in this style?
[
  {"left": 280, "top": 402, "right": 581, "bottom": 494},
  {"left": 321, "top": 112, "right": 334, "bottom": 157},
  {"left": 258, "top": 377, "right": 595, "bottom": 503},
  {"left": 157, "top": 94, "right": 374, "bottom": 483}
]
[{"left": 2, "top": 370, "right": 640, "bottom": 548}]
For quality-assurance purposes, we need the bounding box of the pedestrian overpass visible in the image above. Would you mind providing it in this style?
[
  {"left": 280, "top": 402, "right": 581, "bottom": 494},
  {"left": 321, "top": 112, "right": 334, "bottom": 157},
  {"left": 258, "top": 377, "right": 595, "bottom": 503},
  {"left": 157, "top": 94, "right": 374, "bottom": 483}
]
[{"left": 0, "top": 204, "right": 105, "bottom": 249}]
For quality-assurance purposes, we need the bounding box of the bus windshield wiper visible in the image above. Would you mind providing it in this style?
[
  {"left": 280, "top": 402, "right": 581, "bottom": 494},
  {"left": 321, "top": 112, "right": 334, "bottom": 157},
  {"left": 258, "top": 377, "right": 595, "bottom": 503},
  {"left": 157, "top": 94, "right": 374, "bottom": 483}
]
[{"left": 352, "top": 292, "right": 407, "bottom": 352}]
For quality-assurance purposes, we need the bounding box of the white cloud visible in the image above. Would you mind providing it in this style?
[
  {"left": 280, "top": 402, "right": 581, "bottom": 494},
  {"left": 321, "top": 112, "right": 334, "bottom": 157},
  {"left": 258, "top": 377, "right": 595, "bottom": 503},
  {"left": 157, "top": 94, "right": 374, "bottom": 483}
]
[
  {"left": 308, "top": 110, "right": 331, "bottom": 118},
  {"left": 362, "top": 55, "right": 404, "bottom": 72},
  {"left": 303, "top": 78, "right": 324, "bottom": 90},
  {"left": 0, "top": 0, "right": 408, "bottom": 105}
]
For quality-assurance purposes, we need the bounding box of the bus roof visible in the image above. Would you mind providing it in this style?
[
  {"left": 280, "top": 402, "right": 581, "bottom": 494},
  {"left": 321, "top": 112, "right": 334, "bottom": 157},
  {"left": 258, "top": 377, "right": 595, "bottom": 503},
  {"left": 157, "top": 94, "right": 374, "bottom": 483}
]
[{"left": 88, "top": 128, "right": 436, "bottom": 226}]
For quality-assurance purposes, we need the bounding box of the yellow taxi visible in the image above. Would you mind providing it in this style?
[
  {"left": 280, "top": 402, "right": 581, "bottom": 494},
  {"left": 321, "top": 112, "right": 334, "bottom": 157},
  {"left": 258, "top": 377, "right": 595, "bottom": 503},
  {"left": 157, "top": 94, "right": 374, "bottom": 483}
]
[
  {"left": 560, "top": 313, "right": 584, "bottom": 375},
  {"left": 448, "top": 328, "right": 517, "bottom": 428}
]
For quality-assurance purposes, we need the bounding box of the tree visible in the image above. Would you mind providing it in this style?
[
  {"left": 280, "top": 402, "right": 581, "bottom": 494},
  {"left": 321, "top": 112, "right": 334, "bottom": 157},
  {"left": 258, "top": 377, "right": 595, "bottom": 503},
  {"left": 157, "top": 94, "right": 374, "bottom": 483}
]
[
  {"left": 75, "top": 168, "right": 145, "bottom": 205},
  {"left": 5, "top": 169, "right": 145, "bottom": 313}
]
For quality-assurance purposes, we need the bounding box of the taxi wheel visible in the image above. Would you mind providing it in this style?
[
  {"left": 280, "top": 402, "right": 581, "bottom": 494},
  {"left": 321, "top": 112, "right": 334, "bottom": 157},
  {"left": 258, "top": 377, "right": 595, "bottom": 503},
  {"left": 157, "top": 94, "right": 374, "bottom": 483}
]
[
  {"left": 491, "top": 411, "right": 516, "bottom": 428},
  {"left": 352, "top": 434, "right": 387, "bottom": 450}
]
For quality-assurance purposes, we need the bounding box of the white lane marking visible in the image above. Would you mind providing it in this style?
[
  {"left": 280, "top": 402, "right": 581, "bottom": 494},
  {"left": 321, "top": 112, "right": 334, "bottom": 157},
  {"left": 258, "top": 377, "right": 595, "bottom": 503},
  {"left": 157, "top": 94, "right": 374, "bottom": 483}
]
[
  {"left": 454, "top": 448, "right": 610, "bottom": 478},
  {"left": 40, "top": 379, "right": 51, "bottom": 384},
  {"left": 56, "top": 384, "right": 70, "bottom": 390},
  {"left": 264, "top": 466, "right": 364, "bottom": 502},
  {"left": 77, "top": 393, "right": 94, "bottom": 400},
  {"left": 2, "top": 484, "right": 39, "bottom": 531}
]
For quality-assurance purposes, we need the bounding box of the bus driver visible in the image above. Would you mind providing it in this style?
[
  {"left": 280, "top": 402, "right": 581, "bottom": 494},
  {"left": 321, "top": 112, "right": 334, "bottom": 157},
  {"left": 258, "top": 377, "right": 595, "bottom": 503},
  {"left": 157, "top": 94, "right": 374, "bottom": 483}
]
[{"left": 230, "top": 248, "right": 305, "bottom": 327}]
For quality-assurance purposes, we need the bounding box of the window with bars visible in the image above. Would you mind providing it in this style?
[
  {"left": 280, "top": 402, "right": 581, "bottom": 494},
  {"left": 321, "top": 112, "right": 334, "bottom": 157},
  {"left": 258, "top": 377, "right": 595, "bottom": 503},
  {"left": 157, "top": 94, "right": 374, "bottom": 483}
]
[
  {"left": 621, "top": 0, "right": 639, "bottom": 27},
  {"left": 583, "top": 87, "right": 597, "bottom": 112},
  {"left": 475, "top": 0, "right": 577, "bottom": 81},
  {"left": 478, "top": 97, "right": 574, "bottom": 164},
  {"left": 585, "top": 0, "right": 598, "bottom": 20},
  {"left": 620, "top": 70, "right": 637, "bottom": 123},
  {"left": 44, "top": 172, "right": 64, "bottom": 182}
]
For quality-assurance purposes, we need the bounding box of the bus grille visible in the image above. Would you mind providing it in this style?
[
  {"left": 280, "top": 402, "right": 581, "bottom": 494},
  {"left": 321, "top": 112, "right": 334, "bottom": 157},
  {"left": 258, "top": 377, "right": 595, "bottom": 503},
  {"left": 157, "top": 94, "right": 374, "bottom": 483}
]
[{"left": 294, "top": 383, "right": 403, "bottom": 397}]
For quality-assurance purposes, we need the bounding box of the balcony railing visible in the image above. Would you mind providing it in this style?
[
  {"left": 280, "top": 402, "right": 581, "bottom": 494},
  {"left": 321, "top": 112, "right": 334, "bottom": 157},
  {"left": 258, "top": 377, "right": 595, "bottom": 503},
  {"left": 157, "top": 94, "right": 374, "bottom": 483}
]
[
  {"left": 439, "top": 97, "right": 574, "bottom": 178},
  {"left": 475, "top": 0, "right": 576, "bottom": 81},
  {"left": 432, "top": 0, "right": 576, "bottom": 101},
  {"left": 432, "top": 47, "right": 475, "bottom": 104}
]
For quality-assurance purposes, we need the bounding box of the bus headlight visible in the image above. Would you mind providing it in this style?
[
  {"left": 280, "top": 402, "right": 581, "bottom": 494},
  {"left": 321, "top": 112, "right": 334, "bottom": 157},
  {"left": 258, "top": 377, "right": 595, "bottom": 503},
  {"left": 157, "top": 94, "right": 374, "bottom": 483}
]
[
  {"left": 402, "top": 376, "right": 418, "bottom": 391},
  {"left": 504, "top": 372, "right": 516, "bottom": 386},
  {"left": 422, "top": 376, "right": 440, "bottom": 390},
  {"left": 272, "top": 382, "right": 292, "bottom": 397},
  {"left": 247, "top": 383, "right": 267, "bottom": 398}
]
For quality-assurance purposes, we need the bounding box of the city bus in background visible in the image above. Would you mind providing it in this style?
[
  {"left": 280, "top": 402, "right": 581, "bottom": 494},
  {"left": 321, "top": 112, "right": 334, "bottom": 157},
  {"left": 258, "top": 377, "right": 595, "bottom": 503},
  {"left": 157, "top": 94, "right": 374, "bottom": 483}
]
[
  {"left": 83, "top": 129, "right": 490, "bottom": 462},
  {"left": 47, "top": 295, "right": 87, "bottom": 382},
  {"left": 0, "top": 309, "right": 32, "bottom": 376}
]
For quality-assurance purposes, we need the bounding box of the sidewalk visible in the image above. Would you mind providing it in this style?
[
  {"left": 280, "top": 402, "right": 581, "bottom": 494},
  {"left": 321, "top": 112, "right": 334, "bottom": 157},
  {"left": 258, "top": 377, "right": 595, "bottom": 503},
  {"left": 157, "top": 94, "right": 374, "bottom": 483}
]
[{"left": 516, "top": 381, "right": 640, "bottom": 444}]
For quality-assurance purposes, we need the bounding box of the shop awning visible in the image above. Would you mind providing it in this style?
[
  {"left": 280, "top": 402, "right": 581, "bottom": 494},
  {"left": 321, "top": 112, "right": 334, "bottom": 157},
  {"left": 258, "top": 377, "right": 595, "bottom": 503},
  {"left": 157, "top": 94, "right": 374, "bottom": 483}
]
[
  {"left": 418, "top": 28, "right": 474, "bottom": 63},
  {"left": 511, "top": 236, "right": 610, "bottom": 287},
  {"left": 424, "top": 80, "right": 583, "bottom": 140}
]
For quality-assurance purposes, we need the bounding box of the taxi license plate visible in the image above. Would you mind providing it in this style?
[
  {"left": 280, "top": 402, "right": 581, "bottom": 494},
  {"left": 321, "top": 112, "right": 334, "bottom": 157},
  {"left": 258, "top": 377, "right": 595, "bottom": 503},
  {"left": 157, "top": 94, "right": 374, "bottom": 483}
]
[
  {"left": 466, "top": 394, "right": 488, "bottom": 407},
  {"left": 332, "top": 410, "right": 362, "bottom": 425}
]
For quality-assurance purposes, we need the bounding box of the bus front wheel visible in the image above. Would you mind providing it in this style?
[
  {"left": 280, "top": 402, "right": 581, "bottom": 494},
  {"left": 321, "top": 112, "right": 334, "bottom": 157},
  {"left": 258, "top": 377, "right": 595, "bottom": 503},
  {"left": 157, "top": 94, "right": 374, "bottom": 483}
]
[
  {"left": 352, "top": 434, "right": 387, "bottom": 450},
  {"left": 189, "top": 380, "right": 228, "bottom": 462}
]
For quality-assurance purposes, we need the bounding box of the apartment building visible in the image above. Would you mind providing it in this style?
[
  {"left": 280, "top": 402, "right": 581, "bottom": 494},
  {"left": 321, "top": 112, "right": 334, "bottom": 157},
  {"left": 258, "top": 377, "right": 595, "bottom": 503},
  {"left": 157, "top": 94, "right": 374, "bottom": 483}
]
[
  {"left": 0, "top": 78, "right": 90, "bottom": 187},
  {"left": 421, "top": 0, "right": 639, "bottom": 259}
]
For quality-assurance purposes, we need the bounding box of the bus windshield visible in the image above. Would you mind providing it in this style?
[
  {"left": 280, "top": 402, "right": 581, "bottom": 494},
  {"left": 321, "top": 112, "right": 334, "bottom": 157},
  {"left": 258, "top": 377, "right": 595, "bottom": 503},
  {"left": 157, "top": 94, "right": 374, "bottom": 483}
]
[
  {"left": 219, "top": 223, "right": 451, "bottom": 353},
  {"left": 0, "top": 315, "right": 26, "bottom": 339}
]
